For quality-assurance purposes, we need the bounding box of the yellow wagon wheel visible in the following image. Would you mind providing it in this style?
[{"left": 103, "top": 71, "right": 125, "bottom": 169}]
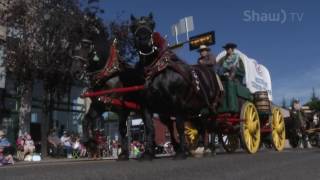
[
  {"left": 184, "top": 122, "right": 199, "bottom": 150},
  {"left": 240, "top": 102, "right": 261, "bottom": 154},
  {"left": 271, "top": 107, "right": 286, "bottom": 151}
]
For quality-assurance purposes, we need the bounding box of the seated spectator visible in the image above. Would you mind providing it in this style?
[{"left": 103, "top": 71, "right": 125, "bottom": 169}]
[
  {"left": 23, "top": 133, "right": 35, "bottom": 156},
  {"left": 0, "top": 130, "right": 14, "bottom": 166},
  {"left": 48, "top": 129, "right": 62, "bottom": 157},
  {"left": 0, "top": 130, "right": 11, "bottom": 148},
  {"left": 61, "top": 131, "right": 72, "bottom": 158},
  {"left": 0, "top": 147, "right": 14, "bottom": 166},
  {"left": 72, "top": 136, "right": 87, "bottom": 158},
  {"left": 16, "top": 135, "right": 25, "bottom": 161},
  {"left": 0, "top": 130, "right": 13, "bottom": 155}
]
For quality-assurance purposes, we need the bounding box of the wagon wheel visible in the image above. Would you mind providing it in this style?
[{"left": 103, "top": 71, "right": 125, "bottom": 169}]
[
  {"left": 218, "top": 133, "right": 239, "bottom": 153},
  {"left": 271, "top": 107, "right": 286, "bottom": 151},
  {"left": 240, "top": 102, "right": 261, "bottom": 154},
  {"left": 184, "top": 122, "right": 199, "bottom": 150}
]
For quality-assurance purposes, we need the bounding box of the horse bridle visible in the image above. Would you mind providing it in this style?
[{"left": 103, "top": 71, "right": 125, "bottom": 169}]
[{"left": 134, "top": 25, "right": 157, "bottom": 56}]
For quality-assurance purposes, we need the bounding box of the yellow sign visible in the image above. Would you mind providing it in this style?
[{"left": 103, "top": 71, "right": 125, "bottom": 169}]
[{"left": 189, "top": 31, "right": 215, "bottom": 50}]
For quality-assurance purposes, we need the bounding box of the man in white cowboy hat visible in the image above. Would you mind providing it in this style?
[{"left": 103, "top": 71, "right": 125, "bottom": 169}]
[{"left": 197, "top": 44, "right": 216, "bottom": 67}]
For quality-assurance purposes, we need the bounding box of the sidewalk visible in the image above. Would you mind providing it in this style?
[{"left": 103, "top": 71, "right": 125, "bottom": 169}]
[
  {"left": 12, "top": 153, "right": 175, "bottom": 166},
  {"left": 12, "top": 156, "right": 118, "bottom": 166}
]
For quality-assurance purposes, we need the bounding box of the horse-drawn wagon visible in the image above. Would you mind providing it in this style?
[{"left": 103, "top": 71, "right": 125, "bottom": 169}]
[
  {"left": 215, "top": 49, "right": 285, "bottom": 153},
  {"left": 186, "top": 49, "right": 286, "bottom": 154},
  {"left": 285, "top": 103, "right": 320, "bottom": 148},
  {"left": 76, "top": 13, "right": 287, "bottom": 159}
]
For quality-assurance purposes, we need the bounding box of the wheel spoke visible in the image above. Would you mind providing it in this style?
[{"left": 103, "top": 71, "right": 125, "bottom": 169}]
[{"left": 272, "top": 108, "right": 286, "bottom": 151}]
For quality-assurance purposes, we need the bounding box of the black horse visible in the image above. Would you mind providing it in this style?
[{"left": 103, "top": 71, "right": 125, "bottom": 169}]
[
  {"left": 130, "top": 13, "right": 222, "bottom": 159},
  {"left": 71, "top": 14, "right": 154, "bottom": 160}
]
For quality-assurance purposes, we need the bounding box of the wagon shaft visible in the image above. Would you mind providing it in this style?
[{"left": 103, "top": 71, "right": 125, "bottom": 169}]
[
  {"left": 100, "top": 96, "right": 141, "bottom": 110},
  {"left": 305, "top": 128, "right": 320, "bottom": 134},
  {"left": 81, "top": 85, "right": 145, "bottom": 98}
]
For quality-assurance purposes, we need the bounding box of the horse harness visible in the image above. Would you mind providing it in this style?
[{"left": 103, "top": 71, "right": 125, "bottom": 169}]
[
  {"left": 144, "top": 49, "right": 223, "bottom": 112},
  {"left": 91, "top": 42, "right": 122, "bottom": 85}
]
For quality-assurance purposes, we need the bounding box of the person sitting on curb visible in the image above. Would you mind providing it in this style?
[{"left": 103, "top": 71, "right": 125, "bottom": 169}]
[
  {"left": 0, "top": 130, "right": 14, "bottom": 166},
  {"left": 0, "top": 147, "right": 14, "bottom": 166},
  {"left": 23, "top": 133, "right": 36, "bottom": 158},
  {"left": 60, "top": 131, "right": 73, "bottom": 158},
  {"left": 48, "top": 129, "right": 62, "bottom": 157},
  {"left": 16, "top": 133, "right": 35, "bottom": 161}
]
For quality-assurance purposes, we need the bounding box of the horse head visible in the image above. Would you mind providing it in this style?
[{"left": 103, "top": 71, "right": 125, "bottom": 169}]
[
  {"left": 71, "top": 13, "right": 123, "bottom": 87},
  {"left": 130, "top": 13, "right": 156, "bottom": 56}
]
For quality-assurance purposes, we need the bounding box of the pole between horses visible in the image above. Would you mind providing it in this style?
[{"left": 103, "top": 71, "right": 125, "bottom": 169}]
[{"left": 81, "top": 85, "right": 145, "bottom": 98}]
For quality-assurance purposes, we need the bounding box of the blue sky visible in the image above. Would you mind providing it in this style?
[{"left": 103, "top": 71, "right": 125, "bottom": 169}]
[{"left": 94, "top": 0, "right": 320, "bottom": 105}]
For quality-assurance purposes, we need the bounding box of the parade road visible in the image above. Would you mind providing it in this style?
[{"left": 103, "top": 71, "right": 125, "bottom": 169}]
[{"left": 1, "top": 148, "right": 320, "bottom": 180}]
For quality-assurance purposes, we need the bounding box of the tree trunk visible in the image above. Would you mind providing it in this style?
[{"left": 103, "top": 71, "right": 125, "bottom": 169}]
[
  {"left": 0, "top": 88, "right": 5, "bottom": 128},
  {"left": 18, "top": 80, "right": 33, "bottom": 136},
  {"left": 41, "top": 90, "right": 51, "bottom": 157}
]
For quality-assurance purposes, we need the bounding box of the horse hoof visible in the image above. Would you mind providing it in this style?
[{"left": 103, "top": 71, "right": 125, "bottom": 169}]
[
  {"left": 173, "top": 152, "right": 187, "bottom": 160},
  {"left": 117, "top": 153, "right": 129, "bottom": 161}
]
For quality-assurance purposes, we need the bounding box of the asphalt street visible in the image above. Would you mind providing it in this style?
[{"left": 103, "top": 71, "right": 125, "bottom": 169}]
[{"left": 1, "top": 148, "right": 320, "bottom": 180}]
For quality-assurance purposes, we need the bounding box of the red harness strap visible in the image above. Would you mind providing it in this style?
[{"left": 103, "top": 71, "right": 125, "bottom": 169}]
[{"left": 94, "top": 43, "right": 119, "bottom": 81}]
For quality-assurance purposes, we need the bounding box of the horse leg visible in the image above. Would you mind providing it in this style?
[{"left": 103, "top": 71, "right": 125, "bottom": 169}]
[
  {"left": 174, "top": 114, "right": 187, "bottom": 160},
  {"left": 82, "top": 113, "right": 91, "bottom": 142},
  {"left": 84, "top": 105, "right": 103, "bottom": 158},
  {"left": 140, "top": 108, "right": 155, "bottom": 161},
  {"left": 198, "top": 119, "right": 216, "bottom": 156},
  {"left": 117, "top": 110, "right": 130, "bottom": 161},
  {"left": 159, "top": 115, "right": 180, "bottom": 153}
]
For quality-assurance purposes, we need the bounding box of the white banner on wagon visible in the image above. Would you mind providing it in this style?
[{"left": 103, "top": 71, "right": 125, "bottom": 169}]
[{"left": 216, "top": 49, "right": 272, "bottom": 101}]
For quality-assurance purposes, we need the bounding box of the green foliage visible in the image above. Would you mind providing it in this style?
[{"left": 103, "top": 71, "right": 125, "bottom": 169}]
[
  {"left": 5, "top": 0, "right": 85, "bottom": 98},
  {"left": 281, "top": 97, "right": 287, "bottom": 108},
  {"left": 305, "top": 88, "right": 320, "bottom": 111}
]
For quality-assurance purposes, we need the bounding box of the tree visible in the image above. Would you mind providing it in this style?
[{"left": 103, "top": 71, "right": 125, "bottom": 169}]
[
  {"left": 5, "top": 0, "right": 41, "bottom": 135},
  {"left": 5, "top": 0, "right": 85, "bottom": 156},
  {"left": 305, "top": 88, "right": 320, "bottom": 111},
  {"left": 5, "top": 0, "right": 137, "bottom": 156},
  {"left": 281, "top": 97, "right": 287, "bottom": 108}
]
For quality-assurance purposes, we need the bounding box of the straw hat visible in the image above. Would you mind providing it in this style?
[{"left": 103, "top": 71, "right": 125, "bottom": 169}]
[{"left": 198, "top": 45, "right": 211, "bottom": 52}]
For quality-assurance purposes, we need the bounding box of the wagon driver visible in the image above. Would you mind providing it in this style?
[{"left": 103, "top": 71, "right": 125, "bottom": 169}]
[
  {"left": 197, "top": 44, "right": 216, "bottom": 68},
  {"left": 218, "top": 43, "right": 240, "bottom": 80}
]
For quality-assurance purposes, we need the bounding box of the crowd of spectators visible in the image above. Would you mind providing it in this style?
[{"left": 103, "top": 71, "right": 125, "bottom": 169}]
[{"left": 0, "top": 128, "right": 153, "bottom": 167}]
